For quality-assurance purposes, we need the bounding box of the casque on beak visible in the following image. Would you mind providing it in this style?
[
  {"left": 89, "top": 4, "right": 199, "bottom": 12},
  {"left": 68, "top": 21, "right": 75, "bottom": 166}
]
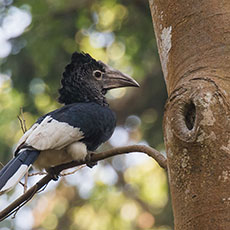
[{"left": 99, "top": 61, "right": 140, "bottom": 90}]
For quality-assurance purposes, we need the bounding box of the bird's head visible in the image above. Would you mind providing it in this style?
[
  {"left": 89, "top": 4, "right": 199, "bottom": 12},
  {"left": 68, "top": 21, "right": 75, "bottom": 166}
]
[{"left": 58, "top": 52, "right": 139, "bottom": 105}]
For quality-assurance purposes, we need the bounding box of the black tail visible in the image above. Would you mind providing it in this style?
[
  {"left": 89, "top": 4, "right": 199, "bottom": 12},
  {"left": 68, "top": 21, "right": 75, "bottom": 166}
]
[{"left": 0, "top": 149, "right": 40, "bottom": 194}]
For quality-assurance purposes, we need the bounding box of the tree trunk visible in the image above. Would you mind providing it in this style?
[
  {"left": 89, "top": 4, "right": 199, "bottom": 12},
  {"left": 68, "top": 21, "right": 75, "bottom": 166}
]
[{"left": 149, "top": 0, "right": 230, "bottom": 229}]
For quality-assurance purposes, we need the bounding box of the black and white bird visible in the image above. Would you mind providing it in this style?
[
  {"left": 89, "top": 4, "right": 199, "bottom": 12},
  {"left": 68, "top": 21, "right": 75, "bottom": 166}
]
[{"left": 0, "top": 52, "right": 139, "bottom": 194}]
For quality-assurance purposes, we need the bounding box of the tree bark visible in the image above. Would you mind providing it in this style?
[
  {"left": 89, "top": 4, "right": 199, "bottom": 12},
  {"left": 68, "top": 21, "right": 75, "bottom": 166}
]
[{"left": 149, "top": 0, "right": 230, "bottom": 229}]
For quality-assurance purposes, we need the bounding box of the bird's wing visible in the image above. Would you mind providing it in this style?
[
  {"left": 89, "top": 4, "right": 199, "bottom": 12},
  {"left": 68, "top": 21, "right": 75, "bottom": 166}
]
[
  {"left": 15, "top": 102, "right": 115, "bottom": 153},
  {"left": 16, "top": 114, "right": 84, "bottom": 152},
  {"left": 15, "top": 123, "right": 39, "bottom": 151},
  {"left": 25, "top": 115, "right": 84, "bottom": 150}
]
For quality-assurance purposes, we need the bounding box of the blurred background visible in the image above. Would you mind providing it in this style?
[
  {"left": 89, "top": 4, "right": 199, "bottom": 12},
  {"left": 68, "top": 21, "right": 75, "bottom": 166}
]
[{"left": 0, "top": 0, "right": 171, "bottom": 229}]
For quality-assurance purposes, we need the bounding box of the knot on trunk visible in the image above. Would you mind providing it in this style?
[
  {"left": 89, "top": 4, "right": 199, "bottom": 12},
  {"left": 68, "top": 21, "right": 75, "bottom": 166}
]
[
  {"left": 164, "top": 78, "right": 227, "bottom": 143},
  {"left": 184, "top": 100, "right": 196, "bottom": 130}
]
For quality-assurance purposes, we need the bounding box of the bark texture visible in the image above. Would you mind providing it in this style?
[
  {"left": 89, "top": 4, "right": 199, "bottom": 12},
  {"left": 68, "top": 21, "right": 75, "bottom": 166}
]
[{"left": 149, "top": 0, "right": 230, "bottom": 229}]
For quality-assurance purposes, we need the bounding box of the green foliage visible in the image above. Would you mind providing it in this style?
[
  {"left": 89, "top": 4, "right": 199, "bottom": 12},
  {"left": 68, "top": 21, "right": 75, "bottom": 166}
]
[{"left": 0, "top": 0, "right": 171, "bottom": 229}]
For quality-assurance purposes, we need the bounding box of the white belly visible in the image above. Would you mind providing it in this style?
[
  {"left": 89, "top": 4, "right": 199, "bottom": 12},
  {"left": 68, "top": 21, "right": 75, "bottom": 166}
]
[{"left": 33, "top": 142, "right": 88, "bottom": 170}]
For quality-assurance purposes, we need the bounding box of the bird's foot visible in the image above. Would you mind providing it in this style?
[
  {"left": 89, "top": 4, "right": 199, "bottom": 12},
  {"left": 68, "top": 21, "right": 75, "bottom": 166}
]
[
  {"left": 47, "top": 167, "right": 59, "bottom": 181},
  {"left": 85, "top": 151, "right": 97, "bottom": 168}
]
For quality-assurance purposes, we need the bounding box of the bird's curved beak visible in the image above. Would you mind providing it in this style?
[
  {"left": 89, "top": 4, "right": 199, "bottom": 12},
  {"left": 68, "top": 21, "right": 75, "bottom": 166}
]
[{"left": 99, "top": 61, "right": 140, "bottom": 90}]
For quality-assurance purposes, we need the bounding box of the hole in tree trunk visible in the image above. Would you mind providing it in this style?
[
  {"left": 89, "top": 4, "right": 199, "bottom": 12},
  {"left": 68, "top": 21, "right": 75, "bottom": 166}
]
[{"left": 184, "top": 101, "right": 196, "bottom": 130}]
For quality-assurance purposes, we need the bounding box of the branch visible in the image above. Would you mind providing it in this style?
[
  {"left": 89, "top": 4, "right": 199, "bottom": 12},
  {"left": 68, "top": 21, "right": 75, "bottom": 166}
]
[{"left": 0, "top": 145, "right": 167, "bottom": 221}]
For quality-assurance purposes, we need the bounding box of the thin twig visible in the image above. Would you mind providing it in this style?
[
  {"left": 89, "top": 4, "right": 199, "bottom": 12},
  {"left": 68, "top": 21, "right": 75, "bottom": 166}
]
[
  {"left": 0, "top": 162, "right": 4, "bottom": 169},
  {"left": 28, "top": 172, "right": 47, "bottom": 177},
  {"left": 19, "top": 107, "right": 27, "bottom": 133},
  {"left": 60, "top": 165, "right": 86, "bottom": 176},
  {"left": 24, "top": 172, "right": 28, "bottom": 194},
  {"left": 17, "top": 107, "right": 27, "bottom": 134},
  {"left": 0, "top": 145, "right": 167, "bottom": 221},
  {"left": 17, "top": 115, "right": 25, "bottom": 134}
]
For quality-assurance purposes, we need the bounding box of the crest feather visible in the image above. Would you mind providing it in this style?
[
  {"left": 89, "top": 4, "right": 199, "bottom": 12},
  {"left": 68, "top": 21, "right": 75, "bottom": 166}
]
[{"left": 71, "top": 52, "right": 93, "bottom": 65}]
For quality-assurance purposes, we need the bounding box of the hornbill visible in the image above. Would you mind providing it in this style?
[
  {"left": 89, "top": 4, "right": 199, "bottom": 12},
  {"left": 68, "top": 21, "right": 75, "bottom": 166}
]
[{"left": 0, "top": 52, "right": 139, "bottom": 194}]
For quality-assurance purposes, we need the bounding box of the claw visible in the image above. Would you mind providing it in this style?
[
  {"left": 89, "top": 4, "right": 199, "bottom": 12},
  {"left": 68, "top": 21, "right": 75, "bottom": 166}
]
[
  {"left": 86, "top": 151, "right": 97, "bottom": 168},
  {"left": 47, "top": 167, "right": 59, "bottom": 181}
]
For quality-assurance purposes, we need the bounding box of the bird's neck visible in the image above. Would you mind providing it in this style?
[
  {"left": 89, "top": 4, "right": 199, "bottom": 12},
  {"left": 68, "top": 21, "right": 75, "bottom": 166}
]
[{"left": 58, "top": 86, "right": 108, "bottom": 106}]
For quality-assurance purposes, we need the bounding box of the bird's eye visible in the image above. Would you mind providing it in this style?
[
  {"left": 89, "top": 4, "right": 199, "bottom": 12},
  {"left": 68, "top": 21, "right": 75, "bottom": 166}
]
[{"left": 93, "top": 70, "right": 102, "bottom": 79}]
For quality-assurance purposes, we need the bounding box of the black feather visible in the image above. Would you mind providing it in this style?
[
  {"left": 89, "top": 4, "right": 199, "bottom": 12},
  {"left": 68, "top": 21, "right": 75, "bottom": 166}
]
[
  {"left": 34, "top": 102, "right": 116, "bottom": 151},
  {"left": 58, "top": 52, "right": 106, "bottom": 105},
  {"left": 0, "top": 150, "right": 39, "bottom": 193}
]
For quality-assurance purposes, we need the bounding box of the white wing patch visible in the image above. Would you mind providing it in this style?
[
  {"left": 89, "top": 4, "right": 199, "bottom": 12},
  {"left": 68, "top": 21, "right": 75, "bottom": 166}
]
[
  {"left": 0, "top": 165, "right": 29, "bottom": 195},
  {"left": 16, "top": 116, "right": 84, "bottom": 151},
  {"left": 15, "top": 123, "right": 39, "bottom": 151}
]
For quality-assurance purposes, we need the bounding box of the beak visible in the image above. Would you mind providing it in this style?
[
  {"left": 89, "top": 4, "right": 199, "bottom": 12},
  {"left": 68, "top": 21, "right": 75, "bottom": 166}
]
[{"left": 99, "top": 61, "right": 140, "bottom": 90}]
